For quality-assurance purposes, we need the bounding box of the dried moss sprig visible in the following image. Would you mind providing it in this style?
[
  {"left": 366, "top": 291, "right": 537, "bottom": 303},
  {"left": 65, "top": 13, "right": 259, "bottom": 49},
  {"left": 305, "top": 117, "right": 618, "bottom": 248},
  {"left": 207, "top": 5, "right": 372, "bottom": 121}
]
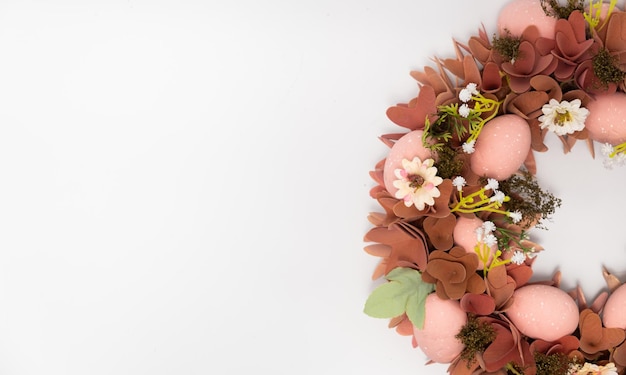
[
  {"left": 499, "top": 172, "right": 562, "bottom": 229},
  {"left": 534, "top": 352, "right": 573, "bottom": 375},
  {"left": 433, "top": 145, "right": 464, "bottom": 180},
  {"left": 540, "top": 0, "right": 584, "bottom": 19},
  {"left": 492, "top": 29, "right": 521, "bottom": 63},
  {"left": 455, "top": 315, "right": 496, "bottom": 366},
  {"left": 593, "top": 48, "right": 626, "bottom": 87}
]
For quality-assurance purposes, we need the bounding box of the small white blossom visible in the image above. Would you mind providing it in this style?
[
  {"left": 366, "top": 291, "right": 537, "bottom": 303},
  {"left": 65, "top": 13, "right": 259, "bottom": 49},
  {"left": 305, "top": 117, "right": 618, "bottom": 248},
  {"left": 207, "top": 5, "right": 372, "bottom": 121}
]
[
  {"left": 484, "top": 233, "right": 498, "bottom": 247},
  {"left": 465, "top": 83, "right": 478, "bottom": 95},
  {"left": 538, "top": 98, "right": 589, "bottom": 136},
  {"left": 462, "top": 140, "right": 475, "bottom": 154},
  {"left": 509, "top": 210, "right": 522, "bottom": 224},
  {"left": 600, "top": 143, "right": 626, "bottom": 169},
  {"left": 510, "top": 251, "right": 526, "bottom": 265},
  {"left": 601, "top": 143, "right": 615, "bottom": 156},
  {"left": 490, "top": 190, "right": 506, "bottom": 204},
  {"left": 459, "top": 89, "right": 472, "bottom": 103},
  {"left": 458, "top": 103, "right": 471, "bottom": 117},
  {"left": 452, "top": 176, "right": 466, "bottom": 191},
  {"left": 482, "top": 221, "right": 496, "bottom": 233},
  {"left": 484, "top": 178, "right": 499, "bottom": 191},
  {"left": 393, "top": 157, "right": 444, "bottom": 210}
]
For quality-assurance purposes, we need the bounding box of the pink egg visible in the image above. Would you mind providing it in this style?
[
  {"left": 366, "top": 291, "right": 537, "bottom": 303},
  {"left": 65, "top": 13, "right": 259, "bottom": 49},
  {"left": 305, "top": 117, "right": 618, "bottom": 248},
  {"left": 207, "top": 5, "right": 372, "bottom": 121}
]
[
  {"left": 585, "top": 93, "right": 626, "bottom": 144},
  {"left": 453, "top": 216, "right": 496, "bottom": 270},
  {"left": 505, "top": 285, "right": 579, "bottom": 341},
  {"left": 497, "top": 0, "right": 557, "bottom": 38},
  {"left": 470, "top": 114, "right": 531, "bottom": 180},
  {"left": 603, "top": 283, "right": 626, "bottom": 329},
  {"left": 383, "top": 130, "right": 432, "bottom": 195},
  {"left": 413, "top": 294, "right": 467, "bottom": 363}
]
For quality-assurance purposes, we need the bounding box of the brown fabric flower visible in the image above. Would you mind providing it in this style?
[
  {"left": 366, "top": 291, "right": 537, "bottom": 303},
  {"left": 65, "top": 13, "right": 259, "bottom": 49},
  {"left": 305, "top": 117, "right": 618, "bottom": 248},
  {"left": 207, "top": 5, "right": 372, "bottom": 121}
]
[
  {"left": 485, "top": 265, "right": 516, "bottom": 311},
  {"left": 450, "top": 316, "right": 536, "bottom": 375},
  {"left": 422, "top": 247, "right": 485, "bottom": 300},
  {"left": 530, "top": 335, "right": 583, "bottom": 362},
  {"left": 552, "top": 11, "right": 596, "bottom": 81},
  {"left": 611, "top": 340, "right": 626, "bottom": 374},
  {"left": 364, "top": 221, "right": 429, "bottom": 279},
  {"left": 501, "top": 26, "right": 557, "bottom": 94},
  {"left": 385, "top": 84, "right": 438, "bottom": 130},
  {"left": 578, "top": 308, "right": 626, "bottom": 360}
]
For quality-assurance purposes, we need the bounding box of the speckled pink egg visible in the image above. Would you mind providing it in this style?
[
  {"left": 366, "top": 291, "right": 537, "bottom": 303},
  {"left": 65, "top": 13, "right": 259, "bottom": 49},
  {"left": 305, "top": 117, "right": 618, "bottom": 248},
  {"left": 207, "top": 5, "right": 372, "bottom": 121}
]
[
  {"left": 497, "top": 0, "right": 557, "bottom": 38},
  {"left": 603, "top": 283, "right": 626, "bottom": 329},
  {"left": 470, "top": 114, "right": 531, "bottom": 180},
  {"left": 585, "top": 93, "right": 626, "bottom": 144},
  {"left": 505, "top": 285, "right": 579, "bottom": 342},
  {"left": 413, "top": 294, "right": 467, "bottom": 363},
  {"left": 383, "top": 130, "right": 432, "bottom": 195},
  {"left": 453, "top": 216, "right": 496, "bottom": 270}
]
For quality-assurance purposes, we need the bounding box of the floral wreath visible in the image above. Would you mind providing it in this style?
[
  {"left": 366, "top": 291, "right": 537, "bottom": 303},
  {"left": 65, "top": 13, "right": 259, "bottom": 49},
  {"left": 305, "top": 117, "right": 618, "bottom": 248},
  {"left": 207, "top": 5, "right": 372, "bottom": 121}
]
[{"left": 364, "top": 1, "right": 626, "bottom": 374}]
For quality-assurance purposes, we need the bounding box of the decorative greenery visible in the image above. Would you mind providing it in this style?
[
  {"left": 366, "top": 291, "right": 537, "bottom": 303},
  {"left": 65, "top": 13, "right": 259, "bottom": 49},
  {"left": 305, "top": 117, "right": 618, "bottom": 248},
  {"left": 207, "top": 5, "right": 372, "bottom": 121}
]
[
  {"left": 492, "top": 29, "right": 521, "bottom": 62},
  {"left": 433, "top": 145, "right": 464, "bottom": 179},
  {"left": 499, "top": 172, "right": 562, "bottom": 229},
  {"left": 363, "top": 268, "right": 435, "bottom": 329},
  {"left": 593, "top": 48, "right": 626, "bottom": 87},
  {"left": 422, "top": 106, "right": 469, "bottom": 151},
  {"left": 534, "top": 352, "right": 573, "bottom": 375},
  {"left": 456, "top": 315, "right": 496, "bottom": 366}
]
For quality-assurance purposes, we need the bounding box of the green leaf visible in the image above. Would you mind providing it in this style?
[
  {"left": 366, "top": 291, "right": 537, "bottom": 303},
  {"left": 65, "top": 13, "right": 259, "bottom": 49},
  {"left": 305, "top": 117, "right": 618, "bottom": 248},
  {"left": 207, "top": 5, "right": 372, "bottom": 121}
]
[{"left": 364, "top": 268, "right": 435, "bottom": 329}]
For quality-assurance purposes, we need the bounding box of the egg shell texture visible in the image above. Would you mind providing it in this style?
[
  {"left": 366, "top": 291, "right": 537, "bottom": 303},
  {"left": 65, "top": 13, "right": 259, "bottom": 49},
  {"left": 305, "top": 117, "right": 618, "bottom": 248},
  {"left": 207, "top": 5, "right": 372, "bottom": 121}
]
[
  {"left": 584, "top": 93, "right": 626, "bottom": 144},
  {"left": 453, "top": 216, "right": 496, "bottom": 270},
  {"left": 413, "top": 294, "right": 467, "bottom": 363},
  {"left": 383, "top": 130, "right": 432, "bottom": 195},
  {"left": 497, "top": 0, "right": 557, "bottom": 38},
  {"left": 505, "top": 284, "right": 579, "bottom": 342},
  {"left": 470, "top": 115, "right": 531, "bottom": 180},
  {"left": 603, "top": 283, "right": 626, "bottom": 329}
]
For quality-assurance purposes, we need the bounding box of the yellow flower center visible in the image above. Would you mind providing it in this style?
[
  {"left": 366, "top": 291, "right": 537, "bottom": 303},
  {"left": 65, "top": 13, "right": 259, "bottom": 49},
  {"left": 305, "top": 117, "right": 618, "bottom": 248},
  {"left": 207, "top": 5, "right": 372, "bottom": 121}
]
[{"left": 555, "top": 109, "right": 572, "bottom": 126}]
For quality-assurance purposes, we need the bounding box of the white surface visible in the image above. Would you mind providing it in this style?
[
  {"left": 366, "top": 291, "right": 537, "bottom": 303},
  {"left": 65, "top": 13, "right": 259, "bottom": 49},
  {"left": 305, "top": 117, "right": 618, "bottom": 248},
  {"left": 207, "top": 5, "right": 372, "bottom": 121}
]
[{"left": 0, "top": 1, "right": 624, "bottom": 374}]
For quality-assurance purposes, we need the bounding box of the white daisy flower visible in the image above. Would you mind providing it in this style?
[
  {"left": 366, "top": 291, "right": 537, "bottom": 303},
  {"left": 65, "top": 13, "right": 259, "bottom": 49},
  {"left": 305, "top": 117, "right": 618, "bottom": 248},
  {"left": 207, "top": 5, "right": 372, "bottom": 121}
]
[
  {"left": 538, "top": 98, "right": 589, "bottom": 136},
  {"left": 393, "top": 157, "right": 443, "bottom": 210}
]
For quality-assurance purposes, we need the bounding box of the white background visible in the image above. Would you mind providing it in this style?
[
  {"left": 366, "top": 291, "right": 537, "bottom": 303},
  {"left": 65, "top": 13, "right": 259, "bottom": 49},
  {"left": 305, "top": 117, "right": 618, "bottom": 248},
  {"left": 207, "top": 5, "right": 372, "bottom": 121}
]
[{"left": 0, "top": 1, "right": 625, "bottom": 374}]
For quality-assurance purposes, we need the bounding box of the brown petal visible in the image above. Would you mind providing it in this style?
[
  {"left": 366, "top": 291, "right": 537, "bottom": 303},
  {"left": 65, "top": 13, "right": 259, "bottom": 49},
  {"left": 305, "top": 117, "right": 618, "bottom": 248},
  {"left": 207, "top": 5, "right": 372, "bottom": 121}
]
[
  {"left": 461, "top": 293, "right": 495, "bottom": 316},
  {"left": 604, "top": 12, "right": 626, "bottom": 54},
  {"left": 385, "top": 85, "right": 437, "bottom": 130},
  {"left": 423, "top": 214, "right": 456, "bottom": 250},
  {"left": 427, "top": 259, "right": 467, "bottom": 284},
  {"left": 483, "top": 325, "right": 519, "bottom": 372},
  {"left": 481, "top": 62, "right": 502, "bottom": 93}
]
